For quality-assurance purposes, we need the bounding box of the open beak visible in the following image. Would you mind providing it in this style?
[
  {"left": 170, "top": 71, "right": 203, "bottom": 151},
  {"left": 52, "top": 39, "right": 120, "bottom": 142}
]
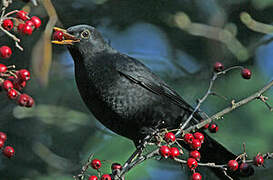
[{"left": 51, "top": 27, "right": 80, "bottom": 45}]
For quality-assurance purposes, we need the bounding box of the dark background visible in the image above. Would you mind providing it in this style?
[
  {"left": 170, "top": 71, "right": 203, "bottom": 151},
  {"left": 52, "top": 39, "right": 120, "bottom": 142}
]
[{"left": 0, "top": 0, "right": 273, "bottom": 179}]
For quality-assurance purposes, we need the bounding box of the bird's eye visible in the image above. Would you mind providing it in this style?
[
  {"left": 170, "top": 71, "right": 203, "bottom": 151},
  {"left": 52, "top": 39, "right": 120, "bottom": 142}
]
[{"left": 81, "top": 30, "right": 90, "bottom": 39}]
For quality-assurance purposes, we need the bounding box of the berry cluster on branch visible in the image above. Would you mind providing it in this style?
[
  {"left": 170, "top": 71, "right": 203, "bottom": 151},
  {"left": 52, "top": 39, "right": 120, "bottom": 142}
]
[
  {"left": 73, "top": 154, "right": 122, "bottom": 180},
  {"left": 0, "top": 132, "right": 15, "bottom": 158},
  {"left": 72, "top": 62, "right": 273, "bottom": 180},
  {"left": 0, "top": 1, "right": 42, "bottom": 107}
]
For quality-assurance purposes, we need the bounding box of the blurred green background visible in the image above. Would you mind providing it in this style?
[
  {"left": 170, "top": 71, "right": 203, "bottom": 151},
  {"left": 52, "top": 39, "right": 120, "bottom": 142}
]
[{"left": 0, "top": 0, "right": 273, "bottom": 179}]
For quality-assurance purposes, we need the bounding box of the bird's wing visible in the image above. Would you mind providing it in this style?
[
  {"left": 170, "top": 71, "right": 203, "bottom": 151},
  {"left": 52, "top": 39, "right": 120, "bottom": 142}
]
[{"left": 114, "top": 54, "right": 193, "bottom": 112}]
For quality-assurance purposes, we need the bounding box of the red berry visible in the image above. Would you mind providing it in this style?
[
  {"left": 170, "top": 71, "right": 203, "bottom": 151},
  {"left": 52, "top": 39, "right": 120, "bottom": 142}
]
[
  {"left": 17, "top": 23, "right": 25, "bottom": 33},
  {"left": 209, "top": 123, "right": 218, "bottom": 133},
  {"left": 18, "top": 69, "right": 30, "bottom": 81},
  {"left": 239, "top": 163, "right": 252, "bottom": 175},
  {"left": 228, "top": 160, "right": 239, "bottom": 171},
  {"left": 0, "top": 46, "right": 12, "bottom": 59},
  {"left": 101, "top": 174, "right": 111, "bottom": 180},
  {"left": 0, "top": 132, "right": 7, "bottom": 142},
  {"left": 53, "top": 30, "right": 64, "bottom": 41},
  {"left": 25, "top": 96, "right": 34, "bottom": 108},
  {"left": 190, "top": 150, "right": 201, "bottom": 161},
  {"left": 7, "top": 75, "right": 15, "bottom": 81},
  {"left": 203, "top": 123, "right": 210, "bottom": 129},
  {"left": 170, "top": 147, "right": 180, "bottom": 158},
  {"left": 91, "top": 159, "right": 101, "bottom": 170},
  {"left": 17, "top": 93, "right": 30, "bottom": 106},
  {"left": 0, "top": 139, "right": 4, "bottom": 148},
  {"left": 184, "top": 133, "right": 194, "bottom": 144},
  {"left": 191, "top": 139, "right": 201, "bottom": 150},
  {"left": 164, "top": 132, "right": 176, "bottom": 142},
  {"left": 254, "top": 155, "right": 264, "bottom": 166},
  {"left": 193, "top": 132, "right": 204, "bottom": 143},
  {"left": 7, "top": 88, "right": 18, "bottom": 99},
  {"left": 187, "top": 158, "right": 198, "bottom": 170},
  {"left": 22, "top": 24, "right": 33, "bottom": 35},
  {"left": 214, "top": 62, "right": 224, "bottom": 72},
  {"left": 0, "top": 64, "right": 7, "bottom": 73},
  {"left": 111, "top": 162, "right": 122, "bottom": 171},
  {"left": 14, "top": 80, "right": 26, "bottom": 90},
  {"left": 88, "top": 176, "right": 98, "bottom": 180},
  {"left": 16, "top": 10, "right": 28, "bottom": 21},
  {"left": 2, "top": 80, "right": 14, "bottom": 91},
  {"left": 159, "top": 145, "right": 171, "bottom": 158},
  {"left": 192, "top": 172, "right": 202, "bottom": 180},
  {"left": 30, "top": 16, "right": 41, "bottom": 28},
  {"left": 2, "top": 19, "right": 13, "bottom": 31},
  {"left": 241, "top": 68, "right": 251, "bottom": 79},
  {"left": 3, "top": 146, "right": 15, "bottom": 158},
  {"left": 25, "top": 20, "right": 34, "bottom": 28}
]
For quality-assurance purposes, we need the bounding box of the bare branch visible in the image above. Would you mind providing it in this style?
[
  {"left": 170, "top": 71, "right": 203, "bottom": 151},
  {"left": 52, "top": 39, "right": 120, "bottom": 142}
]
[
  {"left": 186, "top": 79, "right": 273, "bottom": 132},
  {"left": 176, "top": 66, "right": 244, "bottom": 136}
]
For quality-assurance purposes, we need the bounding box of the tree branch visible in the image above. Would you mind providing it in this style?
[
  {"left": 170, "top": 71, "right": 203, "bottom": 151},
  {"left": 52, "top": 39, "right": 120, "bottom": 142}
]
[{"left": 185, "top": 79, "right": 273, "bottom": 132}]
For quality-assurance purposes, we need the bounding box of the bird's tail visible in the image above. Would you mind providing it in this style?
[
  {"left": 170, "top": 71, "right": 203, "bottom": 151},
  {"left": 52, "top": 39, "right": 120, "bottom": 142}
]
[{"left": 198, "top": 133, "right": 254, "bottom": 180}]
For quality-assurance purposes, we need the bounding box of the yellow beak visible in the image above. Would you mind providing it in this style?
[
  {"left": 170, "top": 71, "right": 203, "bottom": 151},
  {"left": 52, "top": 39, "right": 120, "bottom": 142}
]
[{"left": 51, "top": 27, "right": 80, "bottom": 45}]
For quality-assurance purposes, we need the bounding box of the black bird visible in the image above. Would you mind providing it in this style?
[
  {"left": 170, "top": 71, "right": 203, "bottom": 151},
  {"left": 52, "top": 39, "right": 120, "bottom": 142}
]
[{"left": 52, "top": 25, "right": 253, "bottom": 179}]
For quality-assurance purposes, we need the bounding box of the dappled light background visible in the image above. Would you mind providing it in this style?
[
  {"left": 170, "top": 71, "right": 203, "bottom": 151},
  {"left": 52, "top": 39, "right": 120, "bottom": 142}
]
[{"left": 0, "top": 0, "right": 273, "bottom": 179}]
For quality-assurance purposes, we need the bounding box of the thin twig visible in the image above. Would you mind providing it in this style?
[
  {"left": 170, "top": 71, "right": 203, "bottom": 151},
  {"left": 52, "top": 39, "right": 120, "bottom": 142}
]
[
  {"left": 223, "top": 171, "right": 233, "bottom": 180},
  {"left": 174, "top": 158, "right": 227, "bottom": 169},
  {"left": 258, "top": 95, "right": 273, "bottom": 111},
  {"left": 0, "top": 26, "right": 23, "bottom": 50},
  {"left": 176, "top": 66, "right": 244, "bottom": 136},
  {"left": 177, "top": 73, "right": 217, "bottom": 132},
  {"left": 121, "top": 149, "right": 159, "bottom": 177},
  {"left": 185, "top": 80, "right": 273, "bottom": 132},
  {"left": 3, "top": 9, "right": 18, "bottom": 17}
]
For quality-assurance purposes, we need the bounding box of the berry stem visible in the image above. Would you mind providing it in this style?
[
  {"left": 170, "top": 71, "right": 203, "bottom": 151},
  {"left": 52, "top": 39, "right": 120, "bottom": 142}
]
[
  {"left": 0, "top": 26, "right": 23, "bottom": 50},
  {"left": 3, "top": 10, "right": 19, "bottom": 18},
  {"left": 174, "top": 157, "right": 227, "bottom": 169}
]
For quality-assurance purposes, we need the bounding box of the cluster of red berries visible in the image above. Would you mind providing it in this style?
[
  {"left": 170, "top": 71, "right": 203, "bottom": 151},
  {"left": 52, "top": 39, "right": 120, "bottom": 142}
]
[
  {"left": 87, "top": 158, "right": 122, "bottom": 180},
  {"left": 0, "top": 66, "right": 34, "bottom": 107},
  {"left": 158, "top": 132, "right": 180, "bottom": 159},
  {"left": 203, "top": 122, "right": 219, "bottom": 133},
  {"left": 227, "top": 154, "right": 264, "bottom": 174},
  {"left": 184, "top": 132, "right": 204, "bottom": 150},
  {"left": 0, "top": 132, "right": 15, "bottom": 158},
  {"left": 214, "top": 62, "right": 252, "bottom": 80},
  {"left": 159, "top": 132, "right": 203, "bottom": 179},
  {"left": 183, "top": 132, "right": 204, "bottom": 179},
  {"left": 2, "top": 10, "right": 41, "bottom": 35},
  {"left": 0, "top": 9, "right": 37, "bottom": 107}
]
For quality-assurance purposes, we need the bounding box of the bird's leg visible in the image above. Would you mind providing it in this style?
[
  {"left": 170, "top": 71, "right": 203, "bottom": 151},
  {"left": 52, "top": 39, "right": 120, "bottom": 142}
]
[
  {"left": 120, "top": 127, "right": 159, "bottom": 176},
  {"left": 122, "top": 134, "right": 151, "bottom": 170}
]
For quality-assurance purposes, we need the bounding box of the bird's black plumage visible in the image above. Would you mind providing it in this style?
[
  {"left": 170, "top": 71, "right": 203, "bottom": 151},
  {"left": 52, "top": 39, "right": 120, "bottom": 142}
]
[{"left": 62, "top": 25, "right": 253, "bottom": 179}]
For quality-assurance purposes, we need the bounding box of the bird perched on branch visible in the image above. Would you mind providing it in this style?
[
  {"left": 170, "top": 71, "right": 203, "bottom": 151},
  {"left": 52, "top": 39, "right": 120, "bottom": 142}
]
[{"left": 52, "top": 25, "right": 253, "bottom": 179}]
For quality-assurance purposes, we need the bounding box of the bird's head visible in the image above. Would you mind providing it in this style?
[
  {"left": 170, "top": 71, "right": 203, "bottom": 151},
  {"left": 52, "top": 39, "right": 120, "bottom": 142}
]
[{"left": 52, "top": 25, "right": 110, "bottom": 59}]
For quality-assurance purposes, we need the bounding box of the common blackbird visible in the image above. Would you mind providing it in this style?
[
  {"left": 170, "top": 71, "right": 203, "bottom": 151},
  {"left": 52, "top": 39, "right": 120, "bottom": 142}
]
[{"left": 52, "top": 25, "right": 253, "bottom": 179}]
